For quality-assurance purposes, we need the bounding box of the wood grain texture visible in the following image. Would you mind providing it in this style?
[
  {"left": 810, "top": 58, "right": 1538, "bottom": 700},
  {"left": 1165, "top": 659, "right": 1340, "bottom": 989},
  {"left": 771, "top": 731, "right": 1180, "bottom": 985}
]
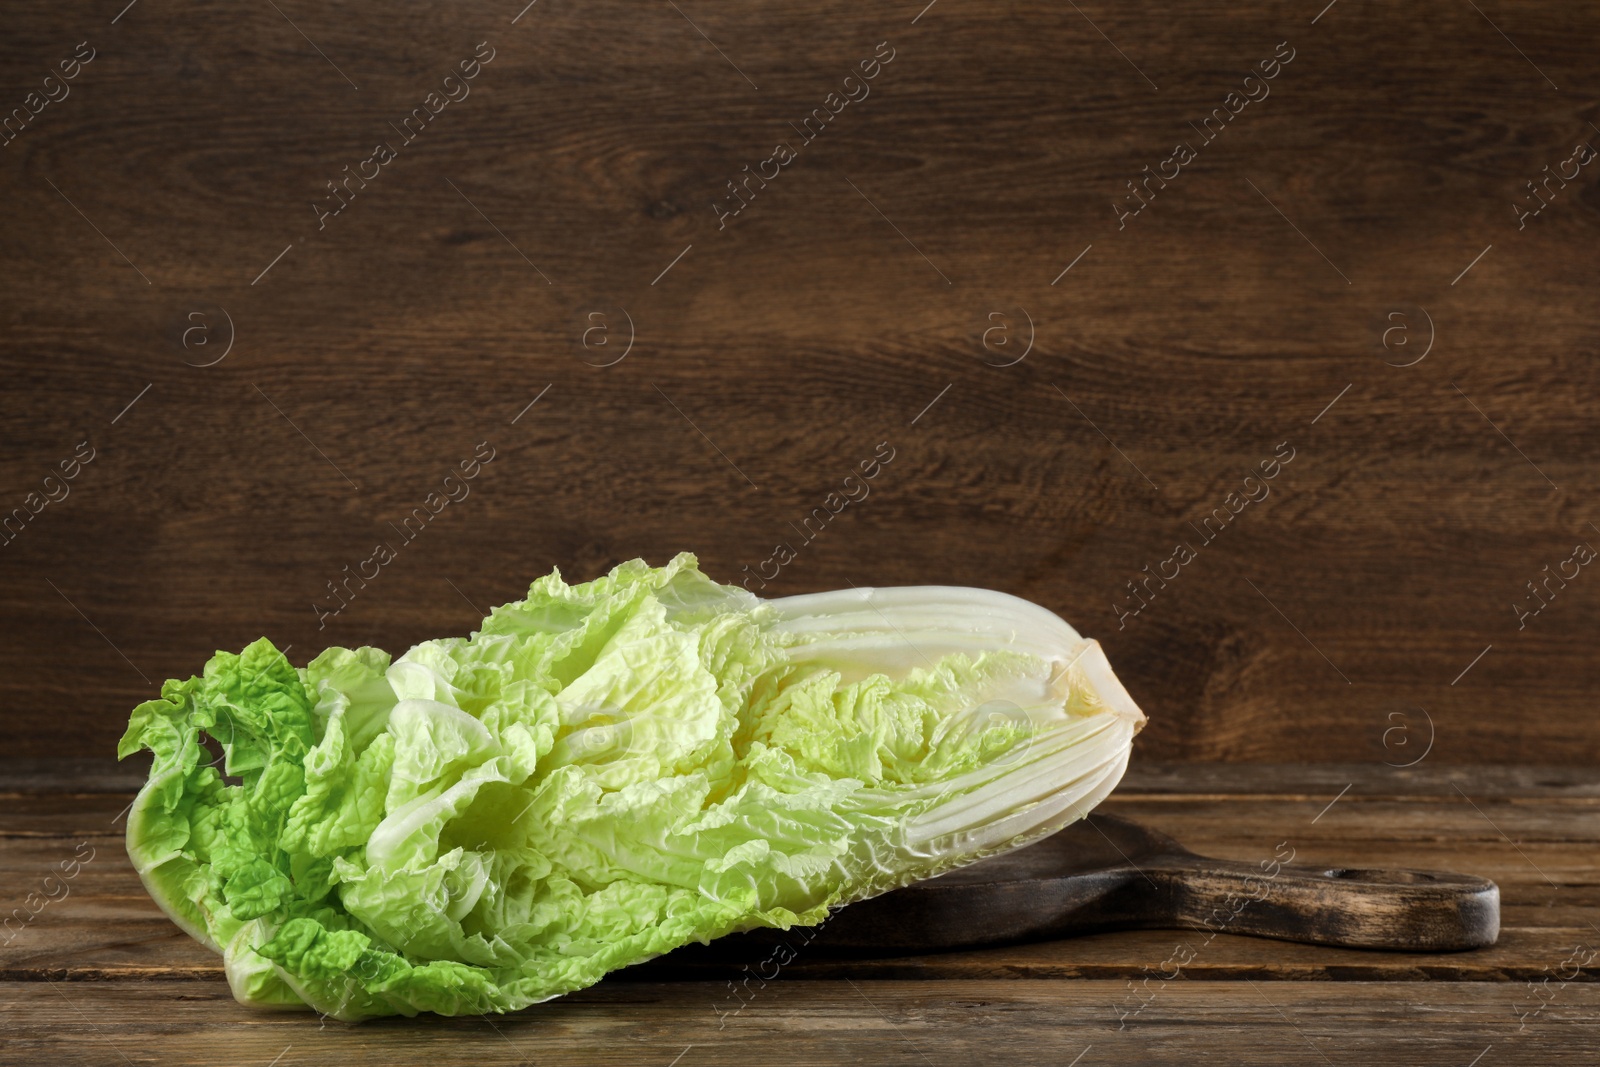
[
  {"left": 4, "top": 765, "right": 1594, "bottom": 979},
  {"left": 2, "top": 3, "right": 1599, "bottom": 769},
  {"left": 4, "top": 764, "right": 1596, "bottom": 1061},
  {"left": 5, "top": 981, "right": 1599, "bottom": 1067}
]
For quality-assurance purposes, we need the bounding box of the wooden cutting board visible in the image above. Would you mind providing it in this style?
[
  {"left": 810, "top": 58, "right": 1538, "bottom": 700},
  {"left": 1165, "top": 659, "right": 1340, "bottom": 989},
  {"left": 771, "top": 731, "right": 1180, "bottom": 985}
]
[{"left": 690, "top": 813, "right": 1499, "bottom": 958}]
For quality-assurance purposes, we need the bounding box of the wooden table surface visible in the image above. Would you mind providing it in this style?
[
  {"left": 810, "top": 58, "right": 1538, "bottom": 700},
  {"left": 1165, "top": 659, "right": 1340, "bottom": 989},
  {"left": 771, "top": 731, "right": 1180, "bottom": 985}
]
[{"left": 4, "top": 762, "right": 1596, "bottom": 1064}]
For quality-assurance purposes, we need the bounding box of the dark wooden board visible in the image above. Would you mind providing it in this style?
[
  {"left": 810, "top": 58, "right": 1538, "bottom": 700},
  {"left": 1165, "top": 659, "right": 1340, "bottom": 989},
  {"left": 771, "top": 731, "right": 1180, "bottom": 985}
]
[{"left": 3, "top": 1, "right": 1600, "bottom": 766}]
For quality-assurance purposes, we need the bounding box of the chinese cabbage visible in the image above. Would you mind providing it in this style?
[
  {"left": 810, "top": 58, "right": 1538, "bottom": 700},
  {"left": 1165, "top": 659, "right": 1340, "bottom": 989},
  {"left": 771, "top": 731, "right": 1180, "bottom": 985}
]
[{"left": 119, "top": 554, "right": 1144, "bottom": 1019}]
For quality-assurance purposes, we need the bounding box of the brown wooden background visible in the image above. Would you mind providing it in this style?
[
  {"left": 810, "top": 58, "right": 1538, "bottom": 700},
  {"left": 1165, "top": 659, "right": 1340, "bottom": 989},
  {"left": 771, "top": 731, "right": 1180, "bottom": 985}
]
[{"left": 4, "top": 0, "right": 1599, "bottom": 767}]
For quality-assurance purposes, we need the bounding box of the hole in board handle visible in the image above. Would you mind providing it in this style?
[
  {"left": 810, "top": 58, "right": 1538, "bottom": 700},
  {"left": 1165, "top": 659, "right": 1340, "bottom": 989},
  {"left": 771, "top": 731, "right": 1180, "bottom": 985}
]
[{"left": 1322, "top": 868, "right": 1439, "bottom": 884}]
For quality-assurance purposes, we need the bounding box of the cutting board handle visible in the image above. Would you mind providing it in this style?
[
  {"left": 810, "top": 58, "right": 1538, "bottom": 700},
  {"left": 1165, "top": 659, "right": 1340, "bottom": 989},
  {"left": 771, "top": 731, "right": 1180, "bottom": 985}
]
[{"left": 1144, "top": 855, "right": 1501, "bottom": 951}]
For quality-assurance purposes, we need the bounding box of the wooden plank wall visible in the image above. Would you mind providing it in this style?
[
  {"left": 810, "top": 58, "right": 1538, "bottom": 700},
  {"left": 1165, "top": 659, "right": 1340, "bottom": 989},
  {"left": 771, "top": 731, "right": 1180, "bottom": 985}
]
[{"left": 2, "top": 1, "right": 1598, "bottom": 763}]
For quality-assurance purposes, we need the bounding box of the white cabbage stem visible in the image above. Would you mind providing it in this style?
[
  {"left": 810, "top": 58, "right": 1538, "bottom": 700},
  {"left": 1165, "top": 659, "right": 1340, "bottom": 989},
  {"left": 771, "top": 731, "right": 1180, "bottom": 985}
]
[{"left": 770, "top": 584, "right": 1146, "bottom": 894}]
